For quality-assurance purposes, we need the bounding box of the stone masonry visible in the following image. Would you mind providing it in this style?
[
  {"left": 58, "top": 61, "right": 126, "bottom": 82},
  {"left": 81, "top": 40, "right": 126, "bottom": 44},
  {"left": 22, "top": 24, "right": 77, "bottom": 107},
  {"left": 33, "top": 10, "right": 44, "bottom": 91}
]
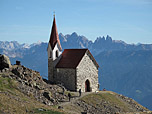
[
  {"left": 55, "top": 68, "right": 76, "bottom": 91},
  {"left": 76, "top": 51, "right": 98, "bottom": 92},
  {"left": 48, "top": 58, "right": 54, "bottom": 81},
  {"left": 52, "top": 50, "right": 99, "bottom": 92}
]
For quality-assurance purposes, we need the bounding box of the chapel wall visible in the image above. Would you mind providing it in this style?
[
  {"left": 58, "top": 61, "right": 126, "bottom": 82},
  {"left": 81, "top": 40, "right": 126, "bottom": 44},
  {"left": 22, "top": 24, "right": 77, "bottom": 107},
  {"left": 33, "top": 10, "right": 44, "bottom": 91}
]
[
  {"left": 76, "top": 52, "right": 98, "bottom": 92},
  {"left": 56, "top": 68, "right": 76, "bottom": 91}
]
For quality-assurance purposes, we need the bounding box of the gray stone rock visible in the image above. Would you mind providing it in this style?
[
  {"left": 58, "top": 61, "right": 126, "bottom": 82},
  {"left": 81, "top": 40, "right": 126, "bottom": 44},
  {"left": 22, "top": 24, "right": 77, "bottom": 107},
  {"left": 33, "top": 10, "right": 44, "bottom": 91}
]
[
  {"left": 0, "top": 54, "right": 12, "bottom": 70},
  {"left": 43, "top": 92, "right": 52, "bottom": 101},
  {"left": 58, "top": 106, "right": 63, "bottom": 109}
]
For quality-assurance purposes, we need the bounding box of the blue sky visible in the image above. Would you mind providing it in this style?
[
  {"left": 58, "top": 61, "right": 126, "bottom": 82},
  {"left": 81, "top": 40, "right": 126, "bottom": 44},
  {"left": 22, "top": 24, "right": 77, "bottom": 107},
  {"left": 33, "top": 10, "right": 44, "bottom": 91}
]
[{"left": 0, "top": 0, "right": 152, "bottom": 44}]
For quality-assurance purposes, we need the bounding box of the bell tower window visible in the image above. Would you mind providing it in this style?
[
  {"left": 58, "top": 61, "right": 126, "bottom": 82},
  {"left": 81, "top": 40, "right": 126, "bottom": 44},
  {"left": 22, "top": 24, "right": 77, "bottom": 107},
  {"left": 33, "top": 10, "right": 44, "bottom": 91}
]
[
  {"left": 50, "top": 51, "right": 52, "bottom": 58},
  {"left": 56, "top": 50, "right": 58, "bottom": 58}
]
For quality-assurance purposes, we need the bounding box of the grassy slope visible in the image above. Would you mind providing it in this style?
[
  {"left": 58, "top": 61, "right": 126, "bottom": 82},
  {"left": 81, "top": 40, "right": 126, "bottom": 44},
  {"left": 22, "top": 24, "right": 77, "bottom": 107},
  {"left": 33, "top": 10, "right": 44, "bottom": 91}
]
[
  {"left": 0, "top": 76, "right": 63, "bottom": 114},
  {"left": 81, "top": 91, "right": 147, "bottom": 112},
  {"left": 63, "top": 91, "right": 151, "bottom": 114},
  {"left": 0, "top": 74, "right": 151, "bottom": 114},
  {"left": 81, "top": 92, "right": 130, "bottom": 111}
]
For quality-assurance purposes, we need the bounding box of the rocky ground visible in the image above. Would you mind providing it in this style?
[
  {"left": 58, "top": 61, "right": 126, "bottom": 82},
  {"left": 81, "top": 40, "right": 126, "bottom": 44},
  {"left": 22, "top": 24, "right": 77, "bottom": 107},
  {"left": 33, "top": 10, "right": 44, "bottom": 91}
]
[
  {"left": 0, "top": 64, "right": 69, "bottom": 106},
  {"left": 0, "top": 54, "right": 151, "bottom": 114}
]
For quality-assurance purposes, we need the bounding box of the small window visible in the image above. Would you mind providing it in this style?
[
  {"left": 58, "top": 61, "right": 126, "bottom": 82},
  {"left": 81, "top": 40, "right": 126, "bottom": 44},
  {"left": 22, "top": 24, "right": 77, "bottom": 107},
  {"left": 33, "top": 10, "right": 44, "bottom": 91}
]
[
  {"left": 56, "top": 50, "right": 58, "bottom": 57},
  {"left": 50, "top": 52, "right": 52, "bottom": 58}
]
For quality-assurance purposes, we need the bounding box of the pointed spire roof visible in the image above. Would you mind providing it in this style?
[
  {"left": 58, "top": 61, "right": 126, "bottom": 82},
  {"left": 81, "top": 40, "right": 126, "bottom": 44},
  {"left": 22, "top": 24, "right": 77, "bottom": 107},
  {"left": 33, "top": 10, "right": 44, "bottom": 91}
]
[{"left": 49, "top": 16, "right": 62, "bottom": 50}]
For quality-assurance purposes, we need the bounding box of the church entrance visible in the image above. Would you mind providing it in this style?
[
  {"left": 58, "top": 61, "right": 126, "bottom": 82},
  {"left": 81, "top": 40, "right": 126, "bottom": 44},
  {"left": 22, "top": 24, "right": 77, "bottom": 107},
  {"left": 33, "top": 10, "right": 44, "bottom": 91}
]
[{"left": 85, "top": 79, "right": 91, "bottom": 92}]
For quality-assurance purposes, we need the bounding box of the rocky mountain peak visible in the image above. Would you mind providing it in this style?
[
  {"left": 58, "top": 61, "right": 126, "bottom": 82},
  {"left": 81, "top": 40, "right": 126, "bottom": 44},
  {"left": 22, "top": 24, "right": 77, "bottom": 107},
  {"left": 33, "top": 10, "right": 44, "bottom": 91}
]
[
  {"left": 71, "top": 32, "right": 78, "bottom": 37},
  {"left": 0, "top": 41, "right": 20, "bottom": 50},
  {"left": 59, "top": 33, "right": 67, "bottom": 42},
  {"left": 106, "top": 35, "right": 112, "bottom": 42},
  {"left": 95, "top": 36, "right": 106, "bottom": 43}
]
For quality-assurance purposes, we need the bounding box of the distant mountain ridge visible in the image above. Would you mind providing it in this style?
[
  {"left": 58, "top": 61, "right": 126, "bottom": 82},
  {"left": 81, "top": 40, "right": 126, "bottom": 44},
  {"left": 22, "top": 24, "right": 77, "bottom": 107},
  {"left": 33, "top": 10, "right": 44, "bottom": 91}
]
[
  {"left": 0, "top": 41, "right": 43, "bottom": 58},
  {"left": 59, "top": 32, "right": 152, "bottom": 56},
  {"left": 0, "top": 32, "right": 152, "bottom": 110},
  {"left": 1, "top": 32, "right": 152, "bottom": 57}
]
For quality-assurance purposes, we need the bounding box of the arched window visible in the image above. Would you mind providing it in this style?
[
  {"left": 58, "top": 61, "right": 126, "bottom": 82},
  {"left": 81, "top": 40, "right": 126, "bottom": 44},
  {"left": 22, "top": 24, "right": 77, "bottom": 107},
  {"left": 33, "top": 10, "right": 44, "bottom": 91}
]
[{"left": 56, "top": 50, "right": 58, "bottom": 58}]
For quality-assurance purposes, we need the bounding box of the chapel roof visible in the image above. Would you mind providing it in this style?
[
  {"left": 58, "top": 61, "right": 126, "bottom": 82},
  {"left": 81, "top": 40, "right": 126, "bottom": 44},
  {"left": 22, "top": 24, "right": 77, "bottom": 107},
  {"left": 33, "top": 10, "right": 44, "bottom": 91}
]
[
  {"left": 55, "top": 49, "right": 99, "bottom": 68},
  {"left": 49, "top": 16, "right": 62, "bottom": 50}
]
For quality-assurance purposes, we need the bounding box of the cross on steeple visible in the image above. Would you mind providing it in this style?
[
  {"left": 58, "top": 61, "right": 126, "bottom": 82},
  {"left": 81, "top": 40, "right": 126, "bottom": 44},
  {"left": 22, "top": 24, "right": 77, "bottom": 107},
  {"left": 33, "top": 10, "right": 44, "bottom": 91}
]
[{"left": 53, "top": 11, "right": 55, "bottom": 17}]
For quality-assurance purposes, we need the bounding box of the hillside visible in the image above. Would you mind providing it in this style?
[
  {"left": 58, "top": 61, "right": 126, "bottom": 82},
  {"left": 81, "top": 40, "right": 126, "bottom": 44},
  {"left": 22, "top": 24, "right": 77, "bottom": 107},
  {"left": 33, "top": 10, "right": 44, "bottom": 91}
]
[
  {"left": 61, "top": 91, "right": 151, "bottom": 114},
  {"left": 0, "top": 66, "right": 150, "bottom": 114},
  {"left": 0, "top": 76, "right": 63, "bottom": 114},
  {"left": 0, "top": 54, "right": 151, "bottom": 114}
]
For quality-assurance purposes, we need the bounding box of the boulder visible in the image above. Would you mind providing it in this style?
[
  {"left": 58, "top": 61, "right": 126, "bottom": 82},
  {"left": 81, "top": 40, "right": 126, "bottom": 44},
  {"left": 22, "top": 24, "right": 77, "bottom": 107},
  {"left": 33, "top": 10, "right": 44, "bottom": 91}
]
[
  {"left": 43, "top": 92, "right": 51, "bottom": 100},
  {"left": 0, "top": 54, "right": 12, "bottom": 70}
]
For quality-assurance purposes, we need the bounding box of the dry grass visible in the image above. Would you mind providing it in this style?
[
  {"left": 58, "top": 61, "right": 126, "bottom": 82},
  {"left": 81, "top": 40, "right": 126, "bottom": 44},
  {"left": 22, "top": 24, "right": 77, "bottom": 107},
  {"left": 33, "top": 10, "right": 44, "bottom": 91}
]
[
  {"left": 0, "top": 76, "right": 64, "bottom": 114},
  {"left": 81, "top": 92, "right": 131, "bottom": 111}
]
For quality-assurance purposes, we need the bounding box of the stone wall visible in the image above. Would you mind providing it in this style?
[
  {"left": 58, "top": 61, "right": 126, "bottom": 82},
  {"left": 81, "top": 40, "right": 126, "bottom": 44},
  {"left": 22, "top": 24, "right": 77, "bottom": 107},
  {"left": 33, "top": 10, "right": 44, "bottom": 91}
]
[
  {"left": 55, "top": 68, "right": 76, "bottom": 91},
  {"left": 48, "top": 58, "right": 54, "bottom": 82},
  {"left": 48, "top": 43, "right": 62, "bottom": 83},
  {"left": 76, "top": 51, "right": 98, "bottom": 92}
]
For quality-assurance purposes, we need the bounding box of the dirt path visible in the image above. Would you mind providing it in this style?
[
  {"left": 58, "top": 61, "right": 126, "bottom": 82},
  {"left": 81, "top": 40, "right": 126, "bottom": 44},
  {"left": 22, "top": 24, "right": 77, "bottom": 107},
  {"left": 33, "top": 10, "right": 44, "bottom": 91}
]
[
  {"left": 58, "top": 92, "right": 92, "bottom": 106},
  {"left": 58, "top": 91, "right": 109, "bottom": 106},
  {"left": 57, "top": 92, "right": 94, "bottom": 114}
]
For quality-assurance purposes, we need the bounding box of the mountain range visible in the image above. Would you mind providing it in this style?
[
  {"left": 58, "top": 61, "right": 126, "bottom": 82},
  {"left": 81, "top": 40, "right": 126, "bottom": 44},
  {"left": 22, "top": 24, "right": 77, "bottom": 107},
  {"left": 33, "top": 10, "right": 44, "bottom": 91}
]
[{"left": 0, "top": 32, "right": 152, "bottom": 110}]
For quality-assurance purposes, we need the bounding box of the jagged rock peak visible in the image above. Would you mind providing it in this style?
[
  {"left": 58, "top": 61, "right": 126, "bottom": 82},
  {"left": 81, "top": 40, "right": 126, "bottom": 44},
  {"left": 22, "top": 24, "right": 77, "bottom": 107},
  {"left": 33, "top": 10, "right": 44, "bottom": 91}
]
[
  {"left": 71, "top": 32, "right": 78, "bottom": 37},
  {"left": 106, "top": 35, "right": 112, "bottom": 42},
  {"left": 96, "top": 36, "right": 106, "bottom": 42},
  {"left": 59, "top": 33, "right": 67, "bottom": 42},
  {"left": 59, "top": 33, "right": 64, "bottom": 37}
]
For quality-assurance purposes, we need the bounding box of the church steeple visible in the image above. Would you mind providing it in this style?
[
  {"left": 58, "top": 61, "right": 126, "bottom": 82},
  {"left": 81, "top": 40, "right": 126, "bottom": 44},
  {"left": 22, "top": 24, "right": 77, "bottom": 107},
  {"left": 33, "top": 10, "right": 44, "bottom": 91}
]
[
  {"left": 48, "top": 15, "right": 62, "bottom": 81},
  {"left": 47, "top": 15, "right": 62, "bottom": 61},
  {"left": 49, "top": 16, "right": 62, "bottom": 51}
]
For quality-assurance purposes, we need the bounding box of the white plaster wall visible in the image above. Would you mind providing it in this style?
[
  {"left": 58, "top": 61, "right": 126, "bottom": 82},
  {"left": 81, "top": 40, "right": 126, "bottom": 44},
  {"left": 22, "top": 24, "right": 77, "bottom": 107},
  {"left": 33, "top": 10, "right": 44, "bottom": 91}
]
[
  {"left": 47, "top": 43, "right": 62, "bottom": 60},
  {"left": 52, "top": 43, "right": 62, "bottom": 61}
]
